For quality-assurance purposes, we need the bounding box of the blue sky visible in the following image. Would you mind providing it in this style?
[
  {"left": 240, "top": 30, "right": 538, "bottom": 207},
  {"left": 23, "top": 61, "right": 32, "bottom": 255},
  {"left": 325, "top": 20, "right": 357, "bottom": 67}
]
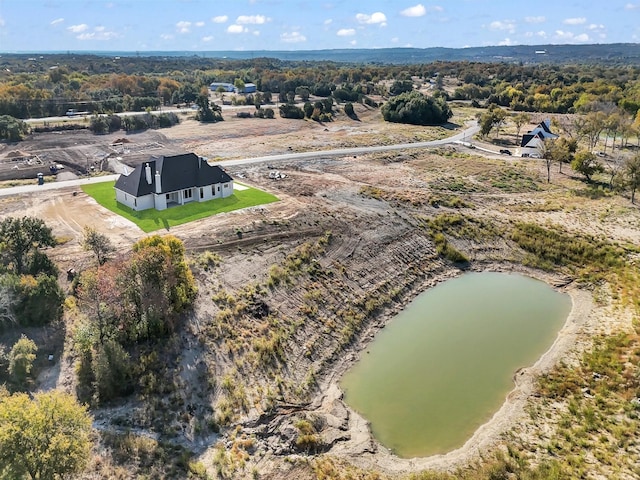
[{"left": 0, "top": 0, "right": 639, "bottom": 52}]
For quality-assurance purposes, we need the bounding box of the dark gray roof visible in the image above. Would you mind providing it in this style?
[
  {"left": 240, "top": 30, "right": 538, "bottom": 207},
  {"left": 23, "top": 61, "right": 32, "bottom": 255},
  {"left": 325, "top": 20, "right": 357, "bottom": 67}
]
[
  {"left": 520, "top": 132, "right": 543, "bottom": 147},
  {"left": 115, "top": 153, "right": 233, "bottom": 196}
]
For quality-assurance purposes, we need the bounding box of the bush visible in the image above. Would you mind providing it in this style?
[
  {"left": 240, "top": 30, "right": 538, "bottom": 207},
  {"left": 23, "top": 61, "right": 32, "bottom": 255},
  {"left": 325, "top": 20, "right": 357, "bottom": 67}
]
[
  {"left": 8, "top": 335, "right": 37, "bottom": 385},
  {"left": 279, "top": 104, "right": 305, "bottom": 119},
  {"left": 12, "top": 273, "right": 64, "bottom": 326},
  {"left": 93, "top": 340, "right": 134, "bottom": 402},
  {"left": 0, "top": 115, "right": 30, "bottom": 141},
  {"left": 381, "top": 91, "right": 452, "bottom": 126}
]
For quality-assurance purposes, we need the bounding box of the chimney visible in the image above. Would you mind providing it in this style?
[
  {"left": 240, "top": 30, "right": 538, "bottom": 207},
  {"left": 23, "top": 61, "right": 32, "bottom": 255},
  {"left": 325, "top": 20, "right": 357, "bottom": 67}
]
[
  {"left": 145, "top": 163, "right": 152, "bottom": 184},
  {"left": 155, "top": 170, "right": 161, "bottom": 194}
]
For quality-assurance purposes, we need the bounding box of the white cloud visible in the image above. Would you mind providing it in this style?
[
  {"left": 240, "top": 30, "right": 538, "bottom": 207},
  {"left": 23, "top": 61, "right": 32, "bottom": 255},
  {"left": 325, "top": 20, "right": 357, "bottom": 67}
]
[
  {"left": 51, "top": 18, "right": 64, "bottom": 26},
  {"left": 176, "top": 21, "right": 191, "bottom": 33},
  {"left": 281, "top": 31, "right": 307, "bottom": 43},
  {"left": 625, "top": 2, "right": 640, "bottom": 9},
  {"left": 524, "top": 16, "right": 545, "bottom": 24},
  {"left": 356, "top": 12, "right": 387, "bottom": 25},
  {"left": 536, "top": 30, "right": 548, "bottom": 38},
  {"left": 75, "top": 26, "right": 118, "bottom": 41},
  {"left": 498, "top": 38, "right": 515, "bottom": 46},
  {"left": 195, "top": 21, "right": 205, "bottom": 27},
  {"left": 337, "top": 28, "right": 356, "bottom": 36},
  {"left": 236, "top": 15, "right": 269, "bottom": 25},
  {"left": 253, "top": 30, "right": 260, "bottom": 36},
  {"left": 563, "top": 17, "right": 586, "bottom": 25},
  {"left": 68, "top": 24, "right": 89, "bottom": 33},
  {"left": 489, "top": 20, "right": 516, "bottom": 33},
  {"left": 227, "top": 24, "right": 247, "bottom": 33},
  {"left": 391, "top": 37, "right": 399, "bottom": 43},
  {"left": 400, "top": 4, "right": 426, "bottom": 17},
  {"left": 350, "top": 40, "right": 357, "bottom": 46},
  {"left": 160, "top": 33, "right": 174, "bottom": 40},
  {"left": 202, "top": 35, "right": 214, "bottom": 42},
  {"left": 212, "top": 15, "right": 228, "bottom": 23},
  {"left": 324, "top": 19, "right": 333, "bottom": 25},
  {"left": 554, "top": 30, "right": 590, "bottom": 42}
]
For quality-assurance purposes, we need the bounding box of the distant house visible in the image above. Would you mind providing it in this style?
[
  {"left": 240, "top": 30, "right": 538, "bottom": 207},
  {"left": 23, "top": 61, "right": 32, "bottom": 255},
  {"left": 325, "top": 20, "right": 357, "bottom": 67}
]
[
  {"left": 114, "top": 153, "right": 234, "bottom": 211},
  {"left": 242, "top": 83, "right": 257, "bottom": 94},
  {"left": 519, "top": 119, "right": 558, "bottom": 157},
  {"left": 210, "top": 82, "right": 235, "bottom": 93}
]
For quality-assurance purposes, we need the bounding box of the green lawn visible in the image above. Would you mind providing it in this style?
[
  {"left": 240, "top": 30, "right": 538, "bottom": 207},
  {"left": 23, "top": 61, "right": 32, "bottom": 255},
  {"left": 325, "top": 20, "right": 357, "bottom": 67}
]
[{"left": 81, "top": 181, "right": 279, "bottom": 233}]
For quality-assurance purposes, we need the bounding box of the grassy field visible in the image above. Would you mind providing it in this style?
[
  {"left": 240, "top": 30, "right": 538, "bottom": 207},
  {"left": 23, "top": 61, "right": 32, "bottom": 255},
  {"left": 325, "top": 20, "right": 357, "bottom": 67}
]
[{"left": 81, "top": 181, "right": 279, "bottom": 233}]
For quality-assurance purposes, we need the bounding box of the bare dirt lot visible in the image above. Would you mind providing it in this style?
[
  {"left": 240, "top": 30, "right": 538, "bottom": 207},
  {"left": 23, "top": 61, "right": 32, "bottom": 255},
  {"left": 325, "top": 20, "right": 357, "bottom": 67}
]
[{"left": 2, "top": 103, "right": 640, "bottom": 479}]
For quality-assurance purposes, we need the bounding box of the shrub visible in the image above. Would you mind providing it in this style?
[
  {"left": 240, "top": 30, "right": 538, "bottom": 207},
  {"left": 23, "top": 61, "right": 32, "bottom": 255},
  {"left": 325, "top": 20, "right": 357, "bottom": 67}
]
[{"left": 8, "top": 335, "right": 37, "bottom": 385}]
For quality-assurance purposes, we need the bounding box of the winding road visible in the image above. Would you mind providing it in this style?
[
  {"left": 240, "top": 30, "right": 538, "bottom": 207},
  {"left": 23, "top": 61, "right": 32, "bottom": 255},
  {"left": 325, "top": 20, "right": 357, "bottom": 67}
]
[{"left": 0, "top": 122, "right": 480, "bottom": 198}]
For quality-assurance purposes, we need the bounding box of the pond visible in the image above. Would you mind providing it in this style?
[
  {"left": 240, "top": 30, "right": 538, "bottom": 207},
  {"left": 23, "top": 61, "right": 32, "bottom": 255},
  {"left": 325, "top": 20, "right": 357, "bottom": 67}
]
[{"left": 340, "top": 272, "right": 572, "bottom": 458}]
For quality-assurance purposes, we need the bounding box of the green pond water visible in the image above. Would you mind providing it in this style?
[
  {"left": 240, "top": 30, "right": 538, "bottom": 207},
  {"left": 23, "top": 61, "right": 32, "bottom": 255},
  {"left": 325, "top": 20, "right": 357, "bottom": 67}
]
[{"left": 340, "top": 272, "right": 572, "bottom": 458}]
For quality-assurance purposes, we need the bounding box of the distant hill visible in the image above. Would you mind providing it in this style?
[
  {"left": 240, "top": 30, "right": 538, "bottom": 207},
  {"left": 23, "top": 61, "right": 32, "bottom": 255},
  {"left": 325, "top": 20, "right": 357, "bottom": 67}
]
[{"left": 6, "top": 43, "right": 640, "bottom": 65}]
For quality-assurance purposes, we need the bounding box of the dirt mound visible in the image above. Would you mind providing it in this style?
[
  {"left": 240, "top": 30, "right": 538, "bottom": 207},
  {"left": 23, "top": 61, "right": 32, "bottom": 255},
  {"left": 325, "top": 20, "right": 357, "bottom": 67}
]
[
  {"left": 112, "top": 138, "right": 131, "bottom": 144},
  {"left": 5, "top": 150, "right": 31, "bottom": 158}
]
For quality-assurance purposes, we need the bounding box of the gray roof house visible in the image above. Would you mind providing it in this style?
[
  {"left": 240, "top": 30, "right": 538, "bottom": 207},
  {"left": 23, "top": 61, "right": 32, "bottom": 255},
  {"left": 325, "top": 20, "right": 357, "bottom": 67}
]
[
  {"left": 114, "top": 153, "right": 234, "bottom": 211},
  {"left": 518, "top": 119, "right": 559, "bottom": 157}
]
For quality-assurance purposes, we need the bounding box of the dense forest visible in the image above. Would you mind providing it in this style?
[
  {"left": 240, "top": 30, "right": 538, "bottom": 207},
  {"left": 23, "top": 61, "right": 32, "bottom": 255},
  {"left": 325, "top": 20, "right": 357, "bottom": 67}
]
[{"left": 1, "top": 52, "right": 640, "bottom": 122}]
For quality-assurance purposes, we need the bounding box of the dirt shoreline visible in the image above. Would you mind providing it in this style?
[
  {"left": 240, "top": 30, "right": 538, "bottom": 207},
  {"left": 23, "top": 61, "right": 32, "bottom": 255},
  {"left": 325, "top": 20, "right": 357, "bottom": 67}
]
[{"left": 315, "top": 264, "right": 604, "bottom": 474}]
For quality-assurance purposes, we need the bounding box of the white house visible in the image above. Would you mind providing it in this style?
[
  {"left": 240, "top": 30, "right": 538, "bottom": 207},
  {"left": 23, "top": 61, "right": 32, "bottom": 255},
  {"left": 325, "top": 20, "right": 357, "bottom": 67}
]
[
  {"left": 518, "top": 119, "right": 559, "bottom": 157},
  {"left": 114, "top": 153, "right": 234, "bottom": 211}
]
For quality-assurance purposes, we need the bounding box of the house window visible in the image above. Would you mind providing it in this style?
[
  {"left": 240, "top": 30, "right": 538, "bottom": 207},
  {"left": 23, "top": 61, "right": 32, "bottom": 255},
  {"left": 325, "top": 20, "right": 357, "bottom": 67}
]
[
  {"left": 224, "top": 184, "right": 228, "bottom": 188},
  {"left": 217, "top": 186, "right": 220, "bottom": 192},
  {"left": 184, "top": 189, "right": 192, "bottom": 199},
  {"left": 200, "top": 187, "right": 204, "bottom": 199},
  {"left": 166, "top": 193, "right": 170, "bottom": 200},
  {"left": 134, "top": 198, "right": 137, "bottom": 207}
]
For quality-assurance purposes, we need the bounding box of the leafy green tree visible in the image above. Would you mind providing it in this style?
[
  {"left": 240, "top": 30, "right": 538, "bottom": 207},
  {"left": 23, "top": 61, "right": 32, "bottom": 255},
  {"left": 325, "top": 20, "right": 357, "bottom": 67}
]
[
  {"left": 93, "top": 339, "right": 134, "bottom": 402},
  {"left": 389, "top": 79, "right": 414, "bottom": 96},
  {"left": 344, "top": 102, "right": 355, "bottom": 118},
  {"left": 89, "top": 114, "right": 109, "bottom": 134},
  {"left": 512, "top": 112, "right": 531, "bottom": 141},
  {"left": 0, "top": 283, "right": 16, "bottom": 331},
  {"left": 0, "top": 115, "right": 30, "bottom": 141},
  {"left": 0, "top": 217, "right": 56, "bottom": 275},
  {"left": 571, "top": 150, "right": 603, "bottom": 182},
  {"left": 479, "top": 105, "right": 507, "bottom": 138},
  {"left": 7, "top": 335, "right": 37, "bottom": 385},
  {"left": 0, "top": 390, "right": 93, "bottom": 480},
  {"left": 233, "top": 78, "right": 246, "bottom": 93},
  {"left": 82, "top": 226, "right": 115, "bottom": 265},
  {"left": 279, "top": 104, "right": 305, "bottom": 119},
  {"left": 295, "top": 86, "right": 310, "bottom": 102},
  {"left": 623, "top": 153, "right": 640, "bottom": 203},
  {"left": 381, "top": 91, "right": 451, "bottom": 126},
  {"left": 303, "top": 101, "right": 314, "bottom": 118},
  {"left": 543, "top": 137, "right": 577, "bottom": 182},
  {"left": 195, "top": 92, "right": 223, "bottom": 123},
  {"left": 13, "top": 273, "right": 64, "bottom": 326}
]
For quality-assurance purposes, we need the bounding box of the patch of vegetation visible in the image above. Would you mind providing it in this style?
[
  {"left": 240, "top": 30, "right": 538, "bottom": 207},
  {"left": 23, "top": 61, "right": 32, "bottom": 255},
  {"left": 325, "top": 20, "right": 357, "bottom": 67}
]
[
  {"left": 533, "top": 333, "right": 640, "bottom": 478},
  {"left": 96, "top": 431, "right": 198, "bottom": 479},
  {"left": 424, "top": 213, "right": 500, "bottom": 240},
  {"left": 428, "top": 194, "right": 474, "bottom": 209},
  {"left": 359, "top": 185, "right": 473, "bottom": 208},
  {"left": 430, "top": 175, "right": 484, "bottom": 193},
  {"left": 81, "top": 181, "right": 279, "bottom": 233},
  {"left": 478, "top": 165, "right": 541, "bottom": 192},
  {"left": 510, "top": 222, "right": 629, "bottom": 280}
]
